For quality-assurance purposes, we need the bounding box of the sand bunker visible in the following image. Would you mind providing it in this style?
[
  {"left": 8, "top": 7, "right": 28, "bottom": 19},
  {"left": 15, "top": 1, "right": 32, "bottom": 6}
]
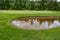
[{"left": 11, "top": 16, "right": 60, "bottom": 30}]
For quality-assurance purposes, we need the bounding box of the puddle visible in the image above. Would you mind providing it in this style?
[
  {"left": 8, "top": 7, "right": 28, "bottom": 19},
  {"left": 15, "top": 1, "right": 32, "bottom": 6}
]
[{"left": 11, "top": 16, "right": 60, "bottom": 30}]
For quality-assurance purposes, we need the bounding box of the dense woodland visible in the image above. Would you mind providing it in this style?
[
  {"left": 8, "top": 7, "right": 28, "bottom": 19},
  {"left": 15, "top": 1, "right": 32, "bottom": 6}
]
[{"left": 0, "top": 0, "right": 60, "bottom": 10}]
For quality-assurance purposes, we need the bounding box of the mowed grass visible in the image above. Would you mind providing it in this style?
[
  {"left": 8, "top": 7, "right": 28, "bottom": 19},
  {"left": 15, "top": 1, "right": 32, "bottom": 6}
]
[{"left": 0, "top": 10, "right": 60, "bottom": 40}]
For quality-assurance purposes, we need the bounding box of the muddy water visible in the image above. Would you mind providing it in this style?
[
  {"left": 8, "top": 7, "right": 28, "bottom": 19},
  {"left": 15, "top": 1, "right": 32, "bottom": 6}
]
[{"left": 11, "top": 16, "right": 60, "bottom": 30}]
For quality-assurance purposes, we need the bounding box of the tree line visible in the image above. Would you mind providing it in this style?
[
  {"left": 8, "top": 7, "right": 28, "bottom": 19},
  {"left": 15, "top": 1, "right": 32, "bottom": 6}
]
[{"left": 0, "top": 0, "right": 60, "bottom": 10}]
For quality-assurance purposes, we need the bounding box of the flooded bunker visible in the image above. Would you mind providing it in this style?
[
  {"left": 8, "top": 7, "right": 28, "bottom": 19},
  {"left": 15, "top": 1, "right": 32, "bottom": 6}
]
[{"left": 11, "top": 16, "right": 60, "bottom": 30}]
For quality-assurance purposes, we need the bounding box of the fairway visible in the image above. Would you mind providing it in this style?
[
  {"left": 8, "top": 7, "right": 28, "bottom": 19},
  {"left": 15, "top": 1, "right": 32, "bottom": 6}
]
[{"left": 0, "top": 10, "right": 60, "bottom": 40}]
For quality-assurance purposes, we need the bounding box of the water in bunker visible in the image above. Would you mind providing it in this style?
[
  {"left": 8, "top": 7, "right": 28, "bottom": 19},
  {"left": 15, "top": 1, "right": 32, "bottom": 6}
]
[{"left": 11, "top": 16, "right": 60, "bottom": 30}]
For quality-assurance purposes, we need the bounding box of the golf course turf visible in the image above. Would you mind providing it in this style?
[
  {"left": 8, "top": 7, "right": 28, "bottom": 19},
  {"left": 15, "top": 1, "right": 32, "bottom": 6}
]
[{"left": 0, "top": 10, "right": 60, "bottom": 40}]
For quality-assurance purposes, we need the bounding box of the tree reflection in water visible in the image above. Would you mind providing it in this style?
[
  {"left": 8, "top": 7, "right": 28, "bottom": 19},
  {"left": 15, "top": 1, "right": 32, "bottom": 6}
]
[{"left": 11, "top": 19, "right": 60, "bottom": 30}]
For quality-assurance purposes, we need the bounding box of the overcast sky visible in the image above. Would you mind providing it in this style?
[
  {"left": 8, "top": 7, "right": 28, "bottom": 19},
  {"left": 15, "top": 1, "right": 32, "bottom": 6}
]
[
  {"left": 57, "top": 0, "right": 60, "bottom": 2},
  {"left": 29, "top": 0, "right": 60, "bottom": 2}
]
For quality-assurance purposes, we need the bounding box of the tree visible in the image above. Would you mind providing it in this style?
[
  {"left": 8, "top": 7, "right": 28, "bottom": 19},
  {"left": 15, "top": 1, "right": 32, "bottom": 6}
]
[
  {"left": 26, "top": 1, "right": 34, "bottom": 10},
  {"left": 40, "top": 0, "right": 46, "bottom": 10},
  {"left": 48, "top": 0, "right": 57, "bottom": 10},
  {"left": 0, "top": 0, "right": 5, "bottom": 9},
  {"left": 4, "top": 0, "right": 10, "bottom": 9},
  {"left": 0, "top": 0, "right": 59, "bottom": 10},
  {"left": 0, "top": 0, "right": 3, "bottom": 9},
  {"left": 57, "top": 2, "right": 60, "bottom": 10},
  {"left": 34, "top": 2, "right": 40, "bottom": 10}
]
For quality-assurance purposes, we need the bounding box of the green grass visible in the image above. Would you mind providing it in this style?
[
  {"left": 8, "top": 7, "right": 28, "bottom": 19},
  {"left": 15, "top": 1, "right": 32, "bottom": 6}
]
[{"left": 0, "top": 10, "right": 60, "bottom": 40}]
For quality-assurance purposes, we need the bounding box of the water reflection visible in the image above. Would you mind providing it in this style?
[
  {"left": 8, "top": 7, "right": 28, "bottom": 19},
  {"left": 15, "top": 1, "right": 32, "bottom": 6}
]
[
  {"left": 11, "top": 19, "right": 60, "bottom": 30},
  {"left": 49, "top": 20, "right": 60, "bottom": 28}
]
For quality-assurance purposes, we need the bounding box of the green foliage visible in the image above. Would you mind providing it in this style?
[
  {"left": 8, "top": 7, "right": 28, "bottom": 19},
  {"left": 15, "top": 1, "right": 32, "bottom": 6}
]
[
  {"left": 34, "top": 3, "right": 40, "bottom": 10},
  {"left": 40, "top": 0, "right": 46, "bottom": 10},
  {"left": 48, "top": 0, "right": 57, "bottom": 10},
  {"left": 0, "top": 0, "right": 59, "bottom": 10},
  {"left": 57, "top": 2, "right": 60, "bottom": 10},
  {"left": 26, "top": 1, "right": 34, "bottom": 10}
]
